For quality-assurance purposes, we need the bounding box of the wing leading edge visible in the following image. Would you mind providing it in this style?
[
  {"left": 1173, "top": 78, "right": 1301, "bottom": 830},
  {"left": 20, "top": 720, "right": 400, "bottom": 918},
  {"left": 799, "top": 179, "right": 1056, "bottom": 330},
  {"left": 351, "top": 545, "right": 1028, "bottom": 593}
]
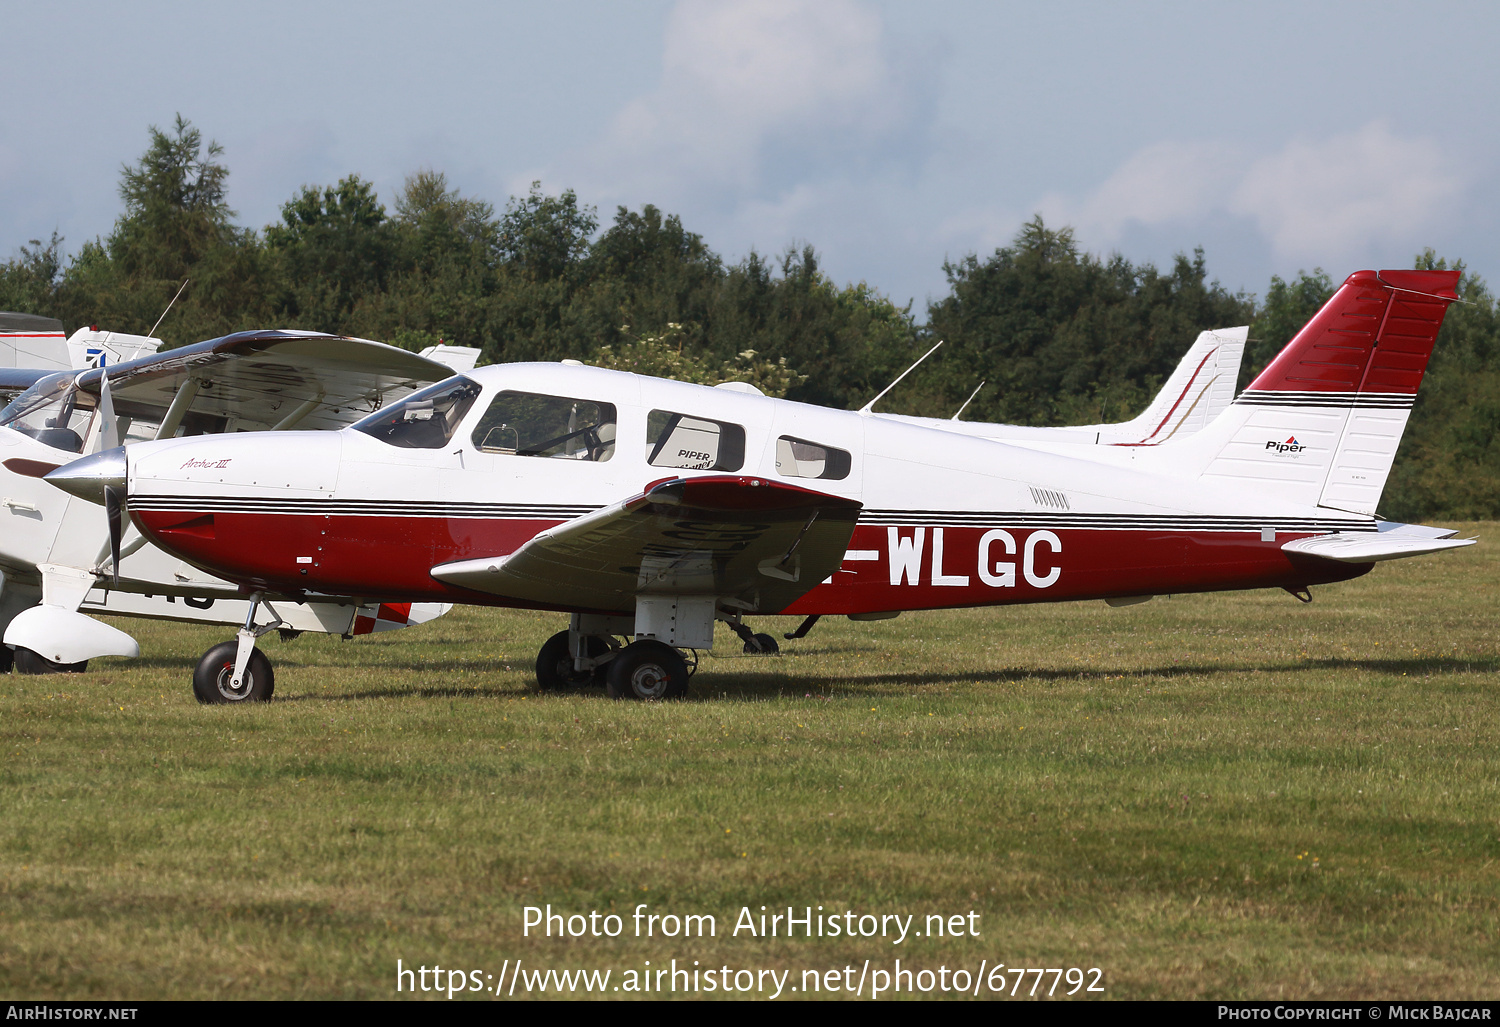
[{"left": 431, "top": 476, "right": 863, "bottom": 614}]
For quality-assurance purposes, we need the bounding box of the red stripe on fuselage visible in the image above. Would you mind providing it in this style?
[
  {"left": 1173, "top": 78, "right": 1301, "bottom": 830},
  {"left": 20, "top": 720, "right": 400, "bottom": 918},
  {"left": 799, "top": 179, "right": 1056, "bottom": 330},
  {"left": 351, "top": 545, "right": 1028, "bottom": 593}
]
[{"left": 131, "top": 510, "right": 1368, "bottom": 613}]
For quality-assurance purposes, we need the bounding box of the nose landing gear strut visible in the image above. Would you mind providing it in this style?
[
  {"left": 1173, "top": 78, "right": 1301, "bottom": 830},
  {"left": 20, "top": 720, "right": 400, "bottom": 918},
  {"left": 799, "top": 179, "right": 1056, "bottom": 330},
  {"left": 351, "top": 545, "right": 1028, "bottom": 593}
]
[{"left": 192, "top": 592, "right": 283, "bottom": 704}]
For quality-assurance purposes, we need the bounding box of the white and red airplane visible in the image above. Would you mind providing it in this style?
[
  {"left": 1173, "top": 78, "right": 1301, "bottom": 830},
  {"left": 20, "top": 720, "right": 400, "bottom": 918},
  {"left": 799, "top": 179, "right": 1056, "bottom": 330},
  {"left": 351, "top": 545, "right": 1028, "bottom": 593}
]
[
  {"left": 44, "top": 269, "right": 1472, "bottom": 703},
  {"left": 0, "top": 313, "right": 1231, "bottom": 679}
]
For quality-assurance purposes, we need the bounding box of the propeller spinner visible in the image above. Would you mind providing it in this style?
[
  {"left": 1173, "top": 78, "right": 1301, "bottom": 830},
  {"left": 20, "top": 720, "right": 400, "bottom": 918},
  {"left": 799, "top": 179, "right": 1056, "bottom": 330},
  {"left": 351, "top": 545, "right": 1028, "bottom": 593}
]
[
  {"left": 44, "top": 446, "right": 127, "bottom": 505},
  {"left": 44, "top": 446, "right": 131, "bottom": 583}
]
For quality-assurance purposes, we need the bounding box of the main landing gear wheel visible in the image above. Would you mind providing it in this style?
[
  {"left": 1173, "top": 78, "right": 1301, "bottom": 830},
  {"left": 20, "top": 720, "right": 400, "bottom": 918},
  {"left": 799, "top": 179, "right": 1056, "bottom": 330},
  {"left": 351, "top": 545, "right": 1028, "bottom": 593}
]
[
  {"left": 535, "top": 631, "right": 609, "bottom": 691},
  {"left": 743, "top": 632, "right": 779, "bottom": 655},
  {"left": 193, "top": 641, "right": 275, "bottom": 704},
  {"left": 606, "top": 641, "right": 689, "bottom": 701},
  {"left": 13, "top": 648, "right": 87, "bottom": 675}
]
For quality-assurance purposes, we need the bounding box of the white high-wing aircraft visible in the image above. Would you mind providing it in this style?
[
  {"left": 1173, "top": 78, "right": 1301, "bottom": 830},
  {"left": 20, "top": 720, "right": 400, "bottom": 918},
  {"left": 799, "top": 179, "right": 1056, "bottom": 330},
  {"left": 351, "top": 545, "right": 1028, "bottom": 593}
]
[
  {"left": 0, "top": 329, "right": 474, "bottom": 673},
  {"left": 49, "top": 270, "right": 1464, "bottom": 704}
]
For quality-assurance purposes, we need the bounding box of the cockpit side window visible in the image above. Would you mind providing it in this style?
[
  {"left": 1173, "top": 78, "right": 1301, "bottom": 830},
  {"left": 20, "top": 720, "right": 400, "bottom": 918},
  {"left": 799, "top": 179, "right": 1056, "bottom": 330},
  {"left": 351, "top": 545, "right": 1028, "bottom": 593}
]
[
  {"left": 352, "top": 377, "right": 482, "bottom": 449},
  {"left": 775, "top": 435, "right": 851, "bottom": 480},
  {"left": 0, "top": 373, "right": 95, "bottom": 453},
  {"left": 646, "top": 410, "right": 745, "bottom": 471},
  {"left": 471, "top": 391, "right": 617, "bottom": 462}
]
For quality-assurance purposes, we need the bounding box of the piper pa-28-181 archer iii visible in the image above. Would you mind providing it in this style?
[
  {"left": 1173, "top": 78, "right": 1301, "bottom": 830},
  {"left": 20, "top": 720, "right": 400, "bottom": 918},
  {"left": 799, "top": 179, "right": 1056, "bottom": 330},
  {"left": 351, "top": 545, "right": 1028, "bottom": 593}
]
[
  {"left": 0, "top": 312, "right": 1233, "bottom": 683},
  {"left": 0, "top": 328, "right": 475, "bottom": 674},
  {"left": 0, "top": 318, "right": 1233, "bottom": 684},
  {"left": 45, "top": 269, "right": 1469, "bottom": 702}
]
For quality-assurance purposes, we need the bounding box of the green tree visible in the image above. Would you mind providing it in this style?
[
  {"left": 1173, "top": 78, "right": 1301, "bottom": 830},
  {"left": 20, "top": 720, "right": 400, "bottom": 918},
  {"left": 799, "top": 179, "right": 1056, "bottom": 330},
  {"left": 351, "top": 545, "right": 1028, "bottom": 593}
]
[
  {"left": 1382, "top": 253, "right": 1500, "bottom": 520},
  {"left": 54, "top": 115, "right": 269, "bottom": 345},
  {"left": 701, "top": 246, "right": 917, "bottom": 409},
  {"left": 590, "top": 323, "right": 805, "bottom": 397},
  {"left": 497, "top": 181, "right": 597, "bottom": 281},
  {"left": 264, "top": 175, "right": 396, "bottom": 331},
  {"left": 921, "top": 216, "right": 1254, "bottom": 425},
  {"left": 0, "top": 233, "right": 64, "bottom": 314}
]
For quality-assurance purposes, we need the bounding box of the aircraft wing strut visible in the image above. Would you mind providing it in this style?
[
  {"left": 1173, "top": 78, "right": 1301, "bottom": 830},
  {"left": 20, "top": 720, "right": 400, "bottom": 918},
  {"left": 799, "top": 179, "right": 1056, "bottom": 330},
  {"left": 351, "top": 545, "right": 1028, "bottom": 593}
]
[{"left": 431, "top": 476, "right": 863, "bottom": 614}]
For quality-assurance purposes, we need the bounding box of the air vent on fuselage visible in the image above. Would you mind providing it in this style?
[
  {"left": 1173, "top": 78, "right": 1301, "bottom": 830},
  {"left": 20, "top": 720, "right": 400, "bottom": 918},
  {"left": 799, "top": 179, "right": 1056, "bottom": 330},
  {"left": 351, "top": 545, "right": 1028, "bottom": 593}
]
[{"left": 1029, "top": 486, "right": 1070, "bottom": 510}]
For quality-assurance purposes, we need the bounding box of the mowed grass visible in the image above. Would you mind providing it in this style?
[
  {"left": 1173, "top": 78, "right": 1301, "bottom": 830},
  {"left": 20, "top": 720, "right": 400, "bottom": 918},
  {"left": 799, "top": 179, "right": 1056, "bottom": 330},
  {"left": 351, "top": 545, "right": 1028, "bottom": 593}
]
[{"left": 0, "top": 525, "right": 1496, "bottom": 1000}]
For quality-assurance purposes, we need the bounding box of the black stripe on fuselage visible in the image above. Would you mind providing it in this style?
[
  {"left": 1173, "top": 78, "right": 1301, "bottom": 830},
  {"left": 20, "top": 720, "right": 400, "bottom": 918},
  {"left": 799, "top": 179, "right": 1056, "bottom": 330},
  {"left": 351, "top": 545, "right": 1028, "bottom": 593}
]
[
  {"left": 128, "top": 496, "right": 601, "bottom": 518},
  {"left": 1234, "top": 390, "right": 1414, "bottom": 409},
  {"left": 129, "top": 494, "right": 1374, "bottom": 534},
  {"left": 861, "top": 509, "right": 1373, "bottom": 531}
]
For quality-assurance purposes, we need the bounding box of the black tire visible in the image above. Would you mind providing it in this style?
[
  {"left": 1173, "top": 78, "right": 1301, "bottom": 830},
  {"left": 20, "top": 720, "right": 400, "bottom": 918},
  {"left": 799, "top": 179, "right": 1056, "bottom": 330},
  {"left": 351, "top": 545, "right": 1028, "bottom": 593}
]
[
  {"left": 744, "top": 632, "right": 779, "bottom": 655},
  {"left": 14, "top": 647, "right": 87, "bottom": 674},
  {"left": 606, "top": 641, "right": 689, "bottom": 700},
  {"left": 192, "top": 641, "right": 274, "bottom": 704},
  {"left": 535, "top": 631, "right": 608, "bottom": 691},
  {"left": 0, "top": 646, "right": 13, "bottom": 674}
]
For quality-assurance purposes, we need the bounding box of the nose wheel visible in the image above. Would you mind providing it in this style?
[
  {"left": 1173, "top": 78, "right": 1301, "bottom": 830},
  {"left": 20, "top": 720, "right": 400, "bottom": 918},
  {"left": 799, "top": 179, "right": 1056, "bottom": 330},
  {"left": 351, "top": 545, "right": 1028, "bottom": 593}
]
[
  {"left": 191, "top": 592, "right": 283, "bottom": 704},
  {"left": 193, "top": 641, "right": 275, "bottom": 703}
]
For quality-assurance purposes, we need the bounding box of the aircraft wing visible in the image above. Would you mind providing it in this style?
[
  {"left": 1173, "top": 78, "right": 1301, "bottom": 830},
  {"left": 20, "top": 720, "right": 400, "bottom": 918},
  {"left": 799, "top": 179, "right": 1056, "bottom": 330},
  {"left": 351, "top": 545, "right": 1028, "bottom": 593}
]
[
  {"left": 73, "top": 329, "right": 458, "bottom": 434},
  {"left": 1283, "top": 522, "right": 1476, "bottom": 563},
  {"left": 431, "top": 475, "right": 863, "bottom": 614}
]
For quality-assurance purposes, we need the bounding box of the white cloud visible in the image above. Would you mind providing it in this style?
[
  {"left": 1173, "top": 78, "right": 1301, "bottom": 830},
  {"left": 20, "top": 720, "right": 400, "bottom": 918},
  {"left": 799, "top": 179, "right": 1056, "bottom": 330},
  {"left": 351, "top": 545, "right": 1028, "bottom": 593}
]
[
  {"left": 571, "top": 0, "right": 932, "bottom": 206},
  {"left": 1229, "top": 122, "right": 1464, "bottom": 261},
  {"left": 1039, "top": 140, "right": 1246, "bottom": 242},
  {"left": 1037, "top": 122, "right": 1466, "bottom": 268}
]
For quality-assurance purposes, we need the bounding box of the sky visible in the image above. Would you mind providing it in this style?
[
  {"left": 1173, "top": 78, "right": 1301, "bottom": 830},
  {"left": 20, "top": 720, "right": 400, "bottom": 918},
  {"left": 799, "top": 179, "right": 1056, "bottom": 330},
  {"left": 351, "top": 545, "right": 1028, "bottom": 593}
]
[{"left": 3, "top": 0, "right": 1498, "bottom": 317}]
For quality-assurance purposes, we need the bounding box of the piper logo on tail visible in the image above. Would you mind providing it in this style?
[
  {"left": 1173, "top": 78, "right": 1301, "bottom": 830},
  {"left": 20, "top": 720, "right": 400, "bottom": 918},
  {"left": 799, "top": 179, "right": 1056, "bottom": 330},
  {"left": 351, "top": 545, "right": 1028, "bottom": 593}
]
[{"left": 1265, "top": 436, "right": 1306, "bottom": 454}]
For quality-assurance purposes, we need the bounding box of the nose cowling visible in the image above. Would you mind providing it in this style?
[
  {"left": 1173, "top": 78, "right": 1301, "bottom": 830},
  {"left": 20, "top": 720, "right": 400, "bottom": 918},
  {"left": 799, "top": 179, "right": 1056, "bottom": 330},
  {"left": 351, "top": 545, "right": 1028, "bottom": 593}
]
[{"left": 44, "top": 446, "right": 126, "bottom": 505}]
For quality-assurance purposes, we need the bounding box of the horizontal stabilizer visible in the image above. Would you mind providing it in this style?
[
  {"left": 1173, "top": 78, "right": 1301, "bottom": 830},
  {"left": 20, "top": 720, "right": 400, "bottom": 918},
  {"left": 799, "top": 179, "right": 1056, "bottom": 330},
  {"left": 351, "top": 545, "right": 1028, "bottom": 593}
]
[
  {"left": 431, "top": 476, "right": 862, "bottom": 614},
  {"left": 1282, "top": 522, "right": 1475, "bottom": 563}
]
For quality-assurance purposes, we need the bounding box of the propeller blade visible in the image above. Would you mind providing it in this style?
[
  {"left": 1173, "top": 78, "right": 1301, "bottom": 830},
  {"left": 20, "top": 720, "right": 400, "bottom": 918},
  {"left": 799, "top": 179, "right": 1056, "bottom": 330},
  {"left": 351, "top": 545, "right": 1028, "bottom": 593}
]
[
  {"left": 99, "top": 372, "right": 120, "bottom": 451},
  {"left": 104, "top": 485, "right": 126, "bottom": 584}
]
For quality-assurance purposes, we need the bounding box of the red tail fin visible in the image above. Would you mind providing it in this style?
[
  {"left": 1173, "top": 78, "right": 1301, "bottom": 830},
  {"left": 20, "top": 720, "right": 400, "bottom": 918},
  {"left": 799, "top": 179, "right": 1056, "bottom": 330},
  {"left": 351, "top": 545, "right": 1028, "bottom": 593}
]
[
  {"left": 1244, "top": 268, "right": 1460, "bottom": 401},
  {"left": 1198, "top": 269, "right": 1460, "bottom": 516}
]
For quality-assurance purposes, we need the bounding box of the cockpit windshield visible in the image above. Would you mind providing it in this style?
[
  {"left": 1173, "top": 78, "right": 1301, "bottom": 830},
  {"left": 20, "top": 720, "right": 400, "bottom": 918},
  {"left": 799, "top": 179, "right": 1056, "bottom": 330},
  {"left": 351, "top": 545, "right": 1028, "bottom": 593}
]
[
  {"left": 351, "top": 376, "right": 482, "bottom": 449},
  {"left": 0, "top": 372, "right": 95, "bottom": 453}
]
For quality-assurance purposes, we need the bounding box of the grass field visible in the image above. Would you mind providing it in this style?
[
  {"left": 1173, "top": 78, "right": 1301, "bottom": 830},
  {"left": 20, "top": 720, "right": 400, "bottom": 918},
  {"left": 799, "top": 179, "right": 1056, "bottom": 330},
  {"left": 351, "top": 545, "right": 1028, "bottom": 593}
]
[{"left": 1, "top": 524, "right": 1496, "bottom": 1000}]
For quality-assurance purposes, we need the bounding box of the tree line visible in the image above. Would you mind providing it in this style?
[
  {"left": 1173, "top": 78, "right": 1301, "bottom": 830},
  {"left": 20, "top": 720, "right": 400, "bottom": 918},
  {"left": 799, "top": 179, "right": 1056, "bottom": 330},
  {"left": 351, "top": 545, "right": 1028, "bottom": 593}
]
[{"left": 2, "top": 116, "right": 1496, "bottom": 521}]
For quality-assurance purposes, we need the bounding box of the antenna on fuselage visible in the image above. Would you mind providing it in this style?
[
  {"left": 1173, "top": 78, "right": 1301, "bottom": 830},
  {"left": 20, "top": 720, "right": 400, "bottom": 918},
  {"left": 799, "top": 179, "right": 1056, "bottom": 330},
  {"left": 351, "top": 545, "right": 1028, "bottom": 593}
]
[
  {"left": 951, "top": 381, "right": 986, "bottom": 421},
  {"left": 145, "top": 279, "right": 190, "bottom": 341},
  {"left": 857, "top": 340, "right": 942, "bottom": 415}
]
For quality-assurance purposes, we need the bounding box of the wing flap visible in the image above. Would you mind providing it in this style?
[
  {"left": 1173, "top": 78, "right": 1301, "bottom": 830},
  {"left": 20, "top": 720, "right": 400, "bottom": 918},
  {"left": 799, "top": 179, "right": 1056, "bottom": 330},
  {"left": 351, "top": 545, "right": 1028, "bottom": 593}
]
[
  {"left": 431, "top": 476, "right": 862, "bottom": 613},
  {"left": 1283, "top": 522, "right": 1476, "bottom": 563}
]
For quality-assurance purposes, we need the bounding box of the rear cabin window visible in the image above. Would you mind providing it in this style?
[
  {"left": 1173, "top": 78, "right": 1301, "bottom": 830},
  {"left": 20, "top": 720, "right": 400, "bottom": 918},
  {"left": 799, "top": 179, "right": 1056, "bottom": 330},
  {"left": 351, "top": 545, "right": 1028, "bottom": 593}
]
[
  {"left": 353, "top": 377, "right": 482, "bottom": 449},
  {"left": 775, "top": 435, "right": 851, "bottom": 480},
  {"left": 471, "top": 391, "right": 617, "bottom": 462},
  {"left": 646, "top": 410, "right": 745, "bottom": 471}
]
